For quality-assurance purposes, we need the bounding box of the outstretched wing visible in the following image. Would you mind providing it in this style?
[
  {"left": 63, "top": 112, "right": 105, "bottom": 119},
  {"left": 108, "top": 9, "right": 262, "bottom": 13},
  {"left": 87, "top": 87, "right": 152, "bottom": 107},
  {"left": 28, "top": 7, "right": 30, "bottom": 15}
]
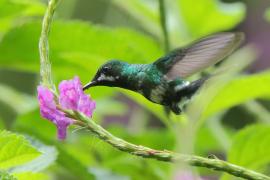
[{"left": 154, "top": 32, "right": 244, "bottom": 80}]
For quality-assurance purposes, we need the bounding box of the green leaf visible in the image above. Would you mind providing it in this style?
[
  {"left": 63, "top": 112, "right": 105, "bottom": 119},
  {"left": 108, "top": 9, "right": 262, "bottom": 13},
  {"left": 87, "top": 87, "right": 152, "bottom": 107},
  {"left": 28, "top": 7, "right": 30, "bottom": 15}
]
[
  {"left": 0, "top": 20, "right": 162, "bottom": 72},
  {"left": 0, "top": 131, "right": 40, "bottom": 170},
  {"left": 111, "top": 0, "right": 161, "bottom": 38},
  {"left": 56, "top": 146, "right": 95, "bottom": 180},
  {"left": 176, "top": 0, "right": 245, "bottom": 39},
  {"left": 221, "top": 125, "right": 270, "bottom": 179},
  {"left": 0, "top": 20, "right": 162, "bottom": 98},
  {"left": 14, "top": 110, "right": 57, "bottom": 141},
  {"left": 13, "top": 172, "right": 48, "bottom": 180},
  {"left": 14, "top": 110, "right": 95, "bottom": 180},
  {"left": 195, "top": 125, "right": 230, "bottom": 155},
  {"left": 10, "top": 137, "right": 57, "bottom": 173},
  {"left": 205, "top": 70, "right": 270, "bottom": 118},
  {"left": 0, "top": 0, "right": 45, "bottom": 34}
]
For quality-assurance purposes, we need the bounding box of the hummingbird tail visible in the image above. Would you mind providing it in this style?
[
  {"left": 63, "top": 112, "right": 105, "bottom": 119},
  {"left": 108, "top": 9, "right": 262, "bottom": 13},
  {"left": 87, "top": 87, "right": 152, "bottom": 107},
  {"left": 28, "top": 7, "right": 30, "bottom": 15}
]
[
  {"left": 169, "top": 76, "right": 210, "bottom": 115},
  {"left": 186, "top": 75, "right": 210, "bottom": 96}
]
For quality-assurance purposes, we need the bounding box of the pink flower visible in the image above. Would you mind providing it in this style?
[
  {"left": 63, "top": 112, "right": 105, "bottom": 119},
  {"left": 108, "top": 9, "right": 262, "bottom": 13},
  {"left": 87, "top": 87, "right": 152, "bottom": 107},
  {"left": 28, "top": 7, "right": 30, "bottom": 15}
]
[
  {"left": 59, "top": 76, "right": 96, "bottom": 117},
  {"left": 37, "top": 76, "right": 96, "bottom": 140},
  {"left": 37, "top": 86, "right": 74, "bottom": 140},
  {"left": 37, "top": 86, "right": 60, "bottom": 121},
  {"left": 55, "top": 116, "right": 74, "bottom": 140}
]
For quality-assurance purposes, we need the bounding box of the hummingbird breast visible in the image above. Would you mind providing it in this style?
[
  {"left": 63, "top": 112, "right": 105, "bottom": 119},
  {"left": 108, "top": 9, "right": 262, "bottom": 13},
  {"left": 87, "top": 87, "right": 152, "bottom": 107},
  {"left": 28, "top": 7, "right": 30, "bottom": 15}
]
[
  {"left": 139, "top": 75, "right": 170, "bottom": 104},
  {"left": 148, "top": 84, "right": 167, "bottom": 104},
  {"left": 140, "top": 75, "right": 191, "bottom": 106}
]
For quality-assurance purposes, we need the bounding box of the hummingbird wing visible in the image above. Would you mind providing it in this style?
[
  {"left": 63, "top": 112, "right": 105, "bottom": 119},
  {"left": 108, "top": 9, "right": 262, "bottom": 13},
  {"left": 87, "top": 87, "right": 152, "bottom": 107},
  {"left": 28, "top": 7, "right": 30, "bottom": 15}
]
[{"left": 154, "top": 32, "right": 244, "bottom": 80}]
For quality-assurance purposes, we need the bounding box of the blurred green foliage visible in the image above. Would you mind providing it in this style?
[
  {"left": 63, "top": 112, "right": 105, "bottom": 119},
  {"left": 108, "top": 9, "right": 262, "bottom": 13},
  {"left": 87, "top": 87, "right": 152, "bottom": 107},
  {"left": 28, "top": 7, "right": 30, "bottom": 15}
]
[
  {"left": 0, "top": 131, "right": 49, "bottom": 180},
  {"left": 205, "top": 70, "right": 270, "bottom": 118},
  {"left": 0, "top": 131, "right": 40, "bottom": 170},
  {"left": 222, "top": 125, "right": 270, "bottom": 180},
  {"left": 266, "top": 8, "right": 270, "bottom": 22},
  {"left": 0, "top": 0, "right": 45, "bottom": 35},
  {"left": 111, "top": 0, "right": 245, "bottom": 46},
  {"left": 176, "top": 0, "right": 245, "bottom": 39},
  {"left": 0, "top": 0, "right": 269, "bottom": 179}
]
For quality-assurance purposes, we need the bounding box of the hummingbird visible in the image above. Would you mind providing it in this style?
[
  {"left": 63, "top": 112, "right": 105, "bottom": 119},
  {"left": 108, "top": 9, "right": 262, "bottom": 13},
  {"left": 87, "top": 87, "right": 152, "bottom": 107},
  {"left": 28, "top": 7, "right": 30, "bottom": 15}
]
[{"left": 83, "top": 32, "right": 244, "bottom": 114}]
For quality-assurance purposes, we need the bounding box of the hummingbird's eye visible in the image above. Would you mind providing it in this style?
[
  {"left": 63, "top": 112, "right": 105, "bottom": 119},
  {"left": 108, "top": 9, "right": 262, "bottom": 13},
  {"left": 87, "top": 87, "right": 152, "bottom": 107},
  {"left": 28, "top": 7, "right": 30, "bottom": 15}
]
[{"left": 103, "top": 66, "right": 110, "bottom": 73}]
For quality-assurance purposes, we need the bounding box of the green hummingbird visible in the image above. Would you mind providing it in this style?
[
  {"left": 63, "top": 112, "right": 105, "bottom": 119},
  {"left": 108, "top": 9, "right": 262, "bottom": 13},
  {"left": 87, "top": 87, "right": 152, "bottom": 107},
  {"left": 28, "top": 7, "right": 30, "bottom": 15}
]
[{"left": 83, "top": 32, "right": 244, "bottom": 114}]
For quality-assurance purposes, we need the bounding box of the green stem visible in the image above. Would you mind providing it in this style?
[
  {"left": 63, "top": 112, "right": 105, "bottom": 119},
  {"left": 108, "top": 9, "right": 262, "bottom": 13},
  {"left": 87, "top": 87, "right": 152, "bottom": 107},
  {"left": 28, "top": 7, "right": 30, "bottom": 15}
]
[
  {"left": 40, "top": 1, "right": 270, "bottom": 180},
  {"left": 67, "top": 111, "right": 270, "bottom": 180},
  {"left": 158, "top": 0, "right": 170, "bottom": 53},
  {"left": 39, "top": 0, "right": 60, "bottom": 89}
]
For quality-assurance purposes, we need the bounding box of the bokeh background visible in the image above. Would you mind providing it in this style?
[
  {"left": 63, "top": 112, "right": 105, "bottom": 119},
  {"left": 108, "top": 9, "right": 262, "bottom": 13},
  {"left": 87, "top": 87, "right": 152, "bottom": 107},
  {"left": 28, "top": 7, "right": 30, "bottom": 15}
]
[{"left": 0, "top": 0, "right": 270, "bottom": 179}]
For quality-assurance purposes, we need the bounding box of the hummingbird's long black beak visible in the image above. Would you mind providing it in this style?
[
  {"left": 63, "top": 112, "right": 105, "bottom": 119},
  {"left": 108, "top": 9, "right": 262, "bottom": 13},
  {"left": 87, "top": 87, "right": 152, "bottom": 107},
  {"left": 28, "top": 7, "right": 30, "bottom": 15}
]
[{"left": 83, "top": 81, "right": 97, "bottom": 91}]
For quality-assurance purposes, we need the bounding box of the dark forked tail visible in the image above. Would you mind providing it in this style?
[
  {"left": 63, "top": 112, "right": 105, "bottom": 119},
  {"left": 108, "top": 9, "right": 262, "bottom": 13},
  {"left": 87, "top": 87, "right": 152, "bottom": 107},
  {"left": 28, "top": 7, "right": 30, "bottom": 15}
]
[
  {"left": 169, "top": 76, "right": 210, "bottom": 114},
  {"left": 184, "top": 75, "right": 210, "bottom": 98}
]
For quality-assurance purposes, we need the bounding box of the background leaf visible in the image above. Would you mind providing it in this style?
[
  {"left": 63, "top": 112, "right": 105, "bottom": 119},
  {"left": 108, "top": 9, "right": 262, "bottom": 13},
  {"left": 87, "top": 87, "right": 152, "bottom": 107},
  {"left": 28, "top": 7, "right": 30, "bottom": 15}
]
[
  {"left": 0, "top": 0, "right": 45, "bottom": 35},
  {"left": 14, "top": 110, "right": 96, "bottom": 180},
  {"left": 111, "top": 0, "right": 161, "bottom": 38},
  {"left": 0, "top": 20, "right": 162, "bottom": 69},
  {"left": 176, "top": 0, "right": 245, "bottom": 39},
  {"left": 0, "top": 84, "right": 37, "bottom": 114},
  {"left": 221, "top": 125, "right": 270, "bottom": 179},
  {"left": 204, "top": 70, "right": 270, "bottom": 118},
  {"left": 10, "top": 137, "right": 57, "bottom": 173},
  {"left": 0, "top": 20, "right": 162, "bottom": 98},
  {"left": 0, "top": 131, "right": 40, "bottom": 170}
]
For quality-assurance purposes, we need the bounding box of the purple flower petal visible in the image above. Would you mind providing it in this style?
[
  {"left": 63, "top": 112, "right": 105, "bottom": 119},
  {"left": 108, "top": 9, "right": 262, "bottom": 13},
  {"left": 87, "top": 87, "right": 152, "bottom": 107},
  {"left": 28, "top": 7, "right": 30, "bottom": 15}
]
[
  {"left": 59, "top": 76, "right": 96, "bottom": 117},
  {"left": 37, "top": 86, "right": 61, "bottom": 122},
  {"left": 59, "top": 77, "right": 80, "bottom": 110},
  {"left": 37, "top": 76, "right": 96, "bottom": 140},
  {"left": 78, "top": 93, "right": 96, "bottom": 117},
  {"left": 55, "top": 116, "right": 74, "bottom": 140},
  {"left": 37, "top": 86, "right": 74, "bottom": 140}
]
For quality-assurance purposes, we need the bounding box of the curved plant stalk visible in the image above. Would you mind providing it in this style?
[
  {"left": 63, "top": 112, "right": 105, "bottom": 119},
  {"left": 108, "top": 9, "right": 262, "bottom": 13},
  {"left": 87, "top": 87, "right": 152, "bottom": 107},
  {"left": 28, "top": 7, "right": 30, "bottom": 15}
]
[
  {"left": 158, "top": 0, "right": 170, "bottom": 53},
  {"left": 39, "top": 1, "right": 270, "bottom": 180},
  {"left": 39, "top": 0, "right": 60, "bottom": 89}
]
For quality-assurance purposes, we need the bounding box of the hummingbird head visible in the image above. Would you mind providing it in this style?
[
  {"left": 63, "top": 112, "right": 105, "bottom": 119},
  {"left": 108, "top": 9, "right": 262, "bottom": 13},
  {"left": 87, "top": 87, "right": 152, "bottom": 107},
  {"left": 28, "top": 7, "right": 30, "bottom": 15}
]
[{"left": 83, "top": 60, "right": 126, "bottom": 90}]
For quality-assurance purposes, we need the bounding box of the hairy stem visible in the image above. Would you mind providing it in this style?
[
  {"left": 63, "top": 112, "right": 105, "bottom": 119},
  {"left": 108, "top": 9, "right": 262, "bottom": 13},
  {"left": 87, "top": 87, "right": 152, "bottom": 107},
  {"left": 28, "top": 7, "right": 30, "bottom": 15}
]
[
  {"left": 39, "top": 0, "right": 60, "bottom": 89},
  {"left": 40, "top": 1, "right": 270, "bottom": 180},
  {"left": 158, "top": 0, "right": 170, "bottom": 52}
]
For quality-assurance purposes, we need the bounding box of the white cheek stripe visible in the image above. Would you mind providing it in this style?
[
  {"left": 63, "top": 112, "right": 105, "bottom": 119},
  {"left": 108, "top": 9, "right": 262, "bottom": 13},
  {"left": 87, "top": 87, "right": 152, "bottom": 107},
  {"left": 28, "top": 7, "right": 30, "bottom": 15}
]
[{"left": 98, "top": 73, "right": 115, "bottom": 81}]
